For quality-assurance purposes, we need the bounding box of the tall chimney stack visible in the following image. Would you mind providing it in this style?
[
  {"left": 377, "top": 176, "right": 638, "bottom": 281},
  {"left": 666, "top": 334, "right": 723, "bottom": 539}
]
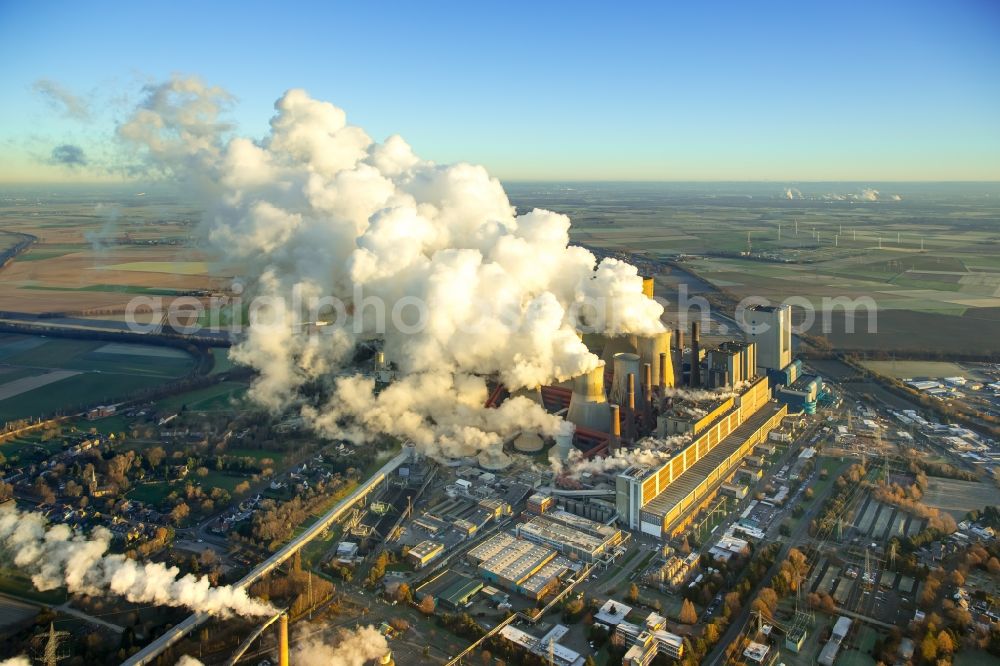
[
  {"left": 642, "top": 362, "right": 653, "bottom": 428},
  {"left": 690, "top": 321, "right": 701, "bottom": 388},
  {"left": 658, "top": 352, "right": 668, "bottom": 392},
  {"left": 279, "top": 613, "right": 289, "bottom": 666},
  {"left": 674, "top": 328, "right": 685, "bottom": 385},
  {"left": 609, "top": 403, "right": 621, "bottom": 450},
  {"left": 626, "top": 373, "right": 636, "bottom": 442}
]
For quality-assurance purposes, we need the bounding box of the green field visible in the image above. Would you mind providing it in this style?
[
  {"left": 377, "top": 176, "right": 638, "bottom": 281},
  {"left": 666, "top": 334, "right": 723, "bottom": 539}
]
[
  {"left": 0, "top": 333, "right": 197, "bottom": 422},
  {"left": 155, "top": 381, "right": 247, "bottom": 413}
]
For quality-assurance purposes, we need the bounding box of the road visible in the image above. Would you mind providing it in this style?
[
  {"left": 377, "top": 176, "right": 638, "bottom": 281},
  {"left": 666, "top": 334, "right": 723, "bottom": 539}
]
[{"left": 703, "top": 446, "right": 841, "bottom": 665}]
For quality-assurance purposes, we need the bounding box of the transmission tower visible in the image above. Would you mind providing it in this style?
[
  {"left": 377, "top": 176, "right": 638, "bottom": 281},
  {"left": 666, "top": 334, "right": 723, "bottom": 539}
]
[{"left": 43, "top": 623, "right": 70, "bottom": 666}]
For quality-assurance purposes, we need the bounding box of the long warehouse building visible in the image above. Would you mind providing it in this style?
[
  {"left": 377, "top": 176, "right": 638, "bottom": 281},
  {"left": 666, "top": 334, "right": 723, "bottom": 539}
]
[{"left": 616, "top": 376, "right": 787, "bottom": 538}]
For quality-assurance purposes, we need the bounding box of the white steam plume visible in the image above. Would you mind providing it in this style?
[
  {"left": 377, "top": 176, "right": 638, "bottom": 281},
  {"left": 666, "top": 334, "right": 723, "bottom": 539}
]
[
  {"left": 292, "top": 625, "right": 389, "bottom": 666},
  {"left": 0, "top": 507, "right": 275, "bottom": 618},
  {"left": 119, "top": 76, "right": 664, "bottom": 458},
  {"left": 554, "top": 438, "right": 690, "bottom": 477},
  {"left": 0, "top": 657, "right": 30, "bottom": 666},
  {"left": 175, "top": 658, "right": 204, "bottom": 666}
]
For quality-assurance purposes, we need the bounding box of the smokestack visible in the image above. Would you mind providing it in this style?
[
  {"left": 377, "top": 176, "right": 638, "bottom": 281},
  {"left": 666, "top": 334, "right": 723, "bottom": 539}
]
[
  {"left": 626, "top": 373, "right": 636, "bottom": 442},
  {"left": 658, "top": 353, "right": 668, "bottom": 392},
  {"left": 673, "top": 328, "right": 685, "bottom": 386},
  {"left": 566, "top": 362, "right": 611, "bottom": 432},
  {"left": 279, "top": 613, "right": 289, "bottom": 666},
  {"left": 642, "top": 277, "right": 654, "bottom": 299},
  {"left": 690, "top": 321, "right": 701, "bottom": 388},
  {"left": 609, "top": 403, "right": 621, "bottom": 450},
  {"left": 642, "top": 362, "right": 653, "bottom": 427}
]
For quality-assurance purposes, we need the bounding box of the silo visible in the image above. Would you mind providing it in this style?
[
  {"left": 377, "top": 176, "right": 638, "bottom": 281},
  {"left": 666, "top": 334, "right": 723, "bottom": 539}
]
[
  {"left": 638, "top": 331, "right": 673, "bottom": 388},
  {"left": 566, "top": 362, "right": 612, "bottom": 432},
  {"left": 610, "top": 353, "right": 642, "bottom": 407}
]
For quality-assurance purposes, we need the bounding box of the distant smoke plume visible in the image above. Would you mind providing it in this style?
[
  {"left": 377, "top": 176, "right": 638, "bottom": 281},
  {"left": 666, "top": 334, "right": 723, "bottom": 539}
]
[
  {"left": 119, "top": 76, "right": 664, "bottom": 458},
  {"left": 33, "top": 79, "right": 90, "bottom": 120},
  {"left": 783, "top": 187, "right": 802, "bottom": 200},
  {"left": 292, "top": 625, "right": 389, "bottom": 666},
  {"left": 50, "top": 144, "right": 87, "bottom": 167},
  {"left": 859, "top": 188, "right": 880, "bottom": 201},
  {"left": 0, "top": 507, "right": 275, "bottom": 618}
]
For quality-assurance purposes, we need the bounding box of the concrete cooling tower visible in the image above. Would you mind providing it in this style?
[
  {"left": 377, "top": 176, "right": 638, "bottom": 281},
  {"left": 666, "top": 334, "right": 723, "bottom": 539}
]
[
  {"left": 513, "top": 431, "right": 544, "bottom": 453},
  {"left": 637, "top": 331, "right": 673, "bottom": 388},
  {"left": 511, "top": 385, "right": 544, "bottom": 405},
  {"left": 566, "top": 361, "right": 612, "bottom": 432},
  {"left": 551, "top": 431, "right": 575, "bottom": 462},
  {"left": 610, "top": 352, "right": 642, "bottom": 407}
]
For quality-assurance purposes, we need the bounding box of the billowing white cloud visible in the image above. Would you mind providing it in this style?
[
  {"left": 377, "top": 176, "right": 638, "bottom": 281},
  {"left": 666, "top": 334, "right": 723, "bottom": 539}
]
[{"left": 120, "top": 78, "right": 665, "bottom": 457}]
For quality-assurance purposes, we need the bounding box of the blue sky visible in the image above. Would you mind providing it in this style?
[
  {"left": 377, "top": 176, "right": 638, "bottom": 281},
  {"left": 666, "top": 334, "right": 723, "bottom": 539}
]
[{"left": 1, "top": 0, "right": 998, "bottom": 182}]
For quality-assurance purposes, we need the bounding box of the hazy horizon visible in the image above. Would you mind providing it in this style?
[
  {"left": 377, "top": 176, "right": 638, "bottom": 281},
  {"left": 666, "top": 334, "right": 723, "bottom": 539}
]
[{"left": 2, "top": 1, "right": 998, "bottom": 183}]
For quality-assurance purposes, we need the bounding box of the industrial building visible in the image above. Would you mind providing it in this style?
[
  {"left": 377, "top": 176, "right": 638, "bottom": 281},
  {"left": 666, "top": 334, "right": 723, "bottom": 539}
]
[
  {"left": 745, "top": 304, "right": 792, "bottom": 372},
  {"left": 407, "top": 540, "right": 444, "bottom": 569},
  {"left": 516, "top": 512, "right": 625, "bottom": 564},
  {"left": 498, "top": 625, "right": 584, "bottom": 666},
  {"left": 818, "top": 616, "right": 852, "bottom": 666},
  {"left": 706, "top": 340, "right": 757, "bottom": 388},
  {"left": 616, "top": 376, "right": 788, "bottom": 538},
  {"left": 414, "top": 570, "right": 483, "bottom": 610},
  {"left": 468, "top": 532, "right": 571, "bottom": 599},
  {"left": 775, "top": 374, "right": 822, "bottom": 414},
  {"left": 616, "top": 612, "right": 685, "bottom": 663}
]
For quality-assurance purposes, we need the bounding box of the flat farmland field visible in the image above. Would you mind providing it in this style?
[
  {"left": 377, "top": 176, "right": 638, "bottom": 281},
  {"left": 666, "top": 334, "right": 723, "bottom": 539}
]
[
  {"left": 921, "top": 477, "right": 999, "bottom": 518},
  {"left": 0, "top": 185, "right": 237, "bottom": 315},
  {"left": 0, "top": 333, "right": 196, "bottom": 422},
  {"left": 860, "top": 360, "right": 980, "bottom": 380},
  {"left": 507, "top": 181, "right": 1000, "bottom": 355}
]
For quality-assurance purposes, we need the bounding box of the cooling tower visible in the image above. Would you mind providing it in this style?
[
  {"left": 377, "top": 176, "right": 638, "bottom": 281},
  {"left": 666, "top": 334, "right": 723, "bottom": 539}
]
[
  {"left": 478, "top": 449, "right": 513, "bottom": 471},
  {"left": 511, "top": 385, "right": 544, "bottom": 405},
  {"left": 600, "top": 335, "right": 638, "bottom": 364},
  {"left": 610, "top": 353, "right": 641, "bottom": 406},
  {"left": 513, "top": 431, "right": 544, "bottom": 453},
  {"left": 566, "top": 362, "right": 612, "bottom": 432},
  {"left": 642, "top": 276, "right": 655, "bottom": 299},
  {"left": 637, "top": 331, "right": 673, "bottom": 389},
  {"left": 552, "top": 431, "right": 575, "bottom": 462}
]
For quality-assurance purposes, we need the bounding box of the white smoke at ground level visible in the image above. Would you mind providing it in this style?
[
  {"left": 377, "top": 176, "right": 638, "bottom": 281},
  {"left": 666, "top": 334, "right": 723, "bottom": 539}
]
[
  {"left": 292, "top": 625, "right": 389, "bottom": 666},
  {"left": 0, "top": 507, "right": 275, "bottom": 618},
  {"left": 0, "top": 657, "right": 30, "bottom": 666},
  {"left": 175, "top": 657, "right": 204, "bottom": 666}
]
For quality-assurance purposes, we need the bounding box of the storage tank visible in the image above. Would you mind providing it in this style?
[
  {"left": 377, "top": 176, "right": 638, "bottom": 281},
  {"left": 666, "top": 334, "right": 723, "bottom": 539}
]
[
  {"left": 610, "top": 353, "right": 642, "bottom": 407},
  {"left": 566, "top": 362, "right": 612, "bottom": 432}
]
